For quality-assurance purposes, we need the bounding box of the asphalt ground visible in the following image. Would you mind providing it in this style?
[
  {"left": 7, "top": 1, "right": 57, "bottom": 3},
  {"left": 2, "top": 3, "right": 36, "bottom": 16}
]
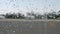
[{"left": 0, "top": 19, "right": 60, "bottom": 34}]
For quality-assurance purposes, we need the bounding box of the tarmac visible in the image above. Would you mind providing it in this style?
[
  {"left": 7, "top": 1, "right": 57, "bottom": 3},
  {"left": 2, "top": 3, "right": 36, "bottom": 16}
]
[{"left": 0, "top": 19, "right": 60, "bottom": 34}]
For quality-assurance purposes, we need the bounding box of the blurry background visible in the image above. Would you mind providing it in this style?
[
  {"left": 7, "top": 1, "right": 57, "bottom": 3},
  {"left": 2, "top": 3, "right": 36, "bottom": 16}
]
[
  {"left": 0, "top": 0, "right": 60, "bottom": 19},
  {"left": 0, "top": 0, "right": 60, "bottom": 14}
]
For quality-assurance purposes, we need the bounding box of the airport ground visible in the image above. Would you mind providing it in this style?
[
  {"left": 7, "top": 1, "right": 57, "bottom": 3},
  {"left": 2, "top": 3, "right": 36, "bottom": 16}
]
[{"left": 0, "top": 19, "right": 60, "bottom": 34}]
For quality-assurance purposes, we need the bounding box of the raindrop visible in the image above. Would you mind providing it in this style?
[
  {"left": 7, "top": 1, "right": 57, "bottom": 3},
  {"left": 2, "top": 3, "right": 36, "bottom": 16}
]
[
  {"left": 10, "top": 0, "right": 16, "bottom": 2},
  {"left": 49, "top": 4, "right": 51, "bottom": 7},
  {"left": 13, "top": 4, "right": 16, "bottom": 6},
  {"left": 45, "top": 0, "right": 48, "bottom": 2},
  {"left": 22, "top": 0, "right": 24, "bottom": 2},
  {"left": 13, "top": 31, "right": 15, "bottom": 32}
]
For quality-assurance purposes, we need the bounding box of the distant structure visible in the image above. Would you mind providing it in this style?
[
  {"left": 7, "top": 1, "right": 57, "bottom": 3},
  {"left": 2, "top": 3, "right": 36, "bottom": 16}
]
[
  {"left": 41, "top": 15, "right": 47, "bottom": 19},
  {"left": 0, "top": 14, "right": 5, "bottom": 19},
  {"left": 25, "top": 14, "right": 35, "bottom": 19}
]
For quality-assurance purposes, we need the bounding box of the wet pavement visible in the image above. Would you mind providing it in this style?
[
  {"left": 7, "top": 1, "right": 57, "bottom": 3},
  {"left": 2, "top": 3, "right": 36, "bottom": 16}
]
[{"left": 0, "top": 20, "right": 60, "bottom": 34}]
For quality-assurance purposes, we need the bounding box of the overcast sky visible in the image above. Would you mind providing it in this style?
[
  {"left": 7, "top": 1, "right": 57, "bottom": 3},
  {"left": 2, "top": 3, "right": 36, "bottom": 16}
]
[{"left": 0, "top": 0, "right": 60, "bottom": 14}]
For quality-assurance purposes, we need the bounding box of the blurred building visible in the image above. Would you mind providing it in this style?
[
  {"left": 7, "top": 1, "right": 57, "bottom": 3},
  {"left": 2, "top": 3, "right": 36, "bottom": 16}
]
[{"left": 0, "top": 14, "right": 5, "bottom": 19}]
